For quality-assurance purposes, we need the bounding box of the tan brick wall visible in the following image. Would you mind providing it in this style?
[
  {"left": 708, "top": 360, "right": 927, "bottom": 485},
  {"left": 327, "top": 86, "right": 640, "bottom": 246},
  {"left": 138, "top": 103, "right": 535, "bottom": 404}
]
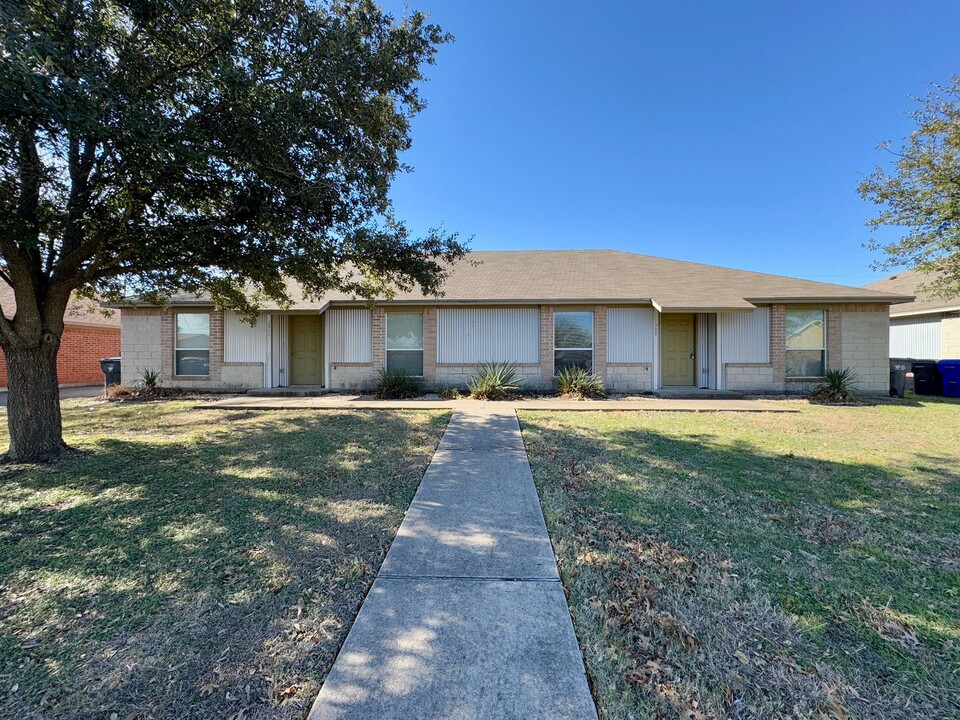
[
  {"left": 827, "top": 309, "right": 843, "bottom": 371},
  {"left": 769, "top": 304, "right": 786, "bottom": 391},
  {"left": 423, "top": 306, "right": 437, "bottom": 383},
  {"left": 606, "top": 364, "right": 652, "bottom": 391},
  {"left": 120, "top": 309, "right": 163, "bottom": 386},
  {"left": 435, "top": 364, "right": 542, "bottom": 390},
  {"left": 539, "top": 306, "right": 554, "bottom": 385},
  {"left": 160, "top": 312, "right": 174, "bottom": 380},
  {"left": 371, "top": 306, "right": 386, "bottom": 372},
  {"left": 124, "top": 307, "right": 257, "bottom": 389},
  {"left": 220, "top": 363, "right": 263, "bottom": 387},
  {"left": 839, "top": 307, "right": 889, "bottom": 395},
  {"left": 724, "top": 364, "right": 776, "bottom": 392},
  {"left": 593, "top": 305, "right": 607, "bottom": 381},
  {"left": 942, "top": 313, "right": 960, "bottom": 358},
  {"left": 330, "top": 364, "right": 378, "bottom": 390},
  {"left": 208, "top": 310, "right": 224, "bottom": 380},
  {"left": 765, "top": 303, "right": 889, "bottom": 395}
]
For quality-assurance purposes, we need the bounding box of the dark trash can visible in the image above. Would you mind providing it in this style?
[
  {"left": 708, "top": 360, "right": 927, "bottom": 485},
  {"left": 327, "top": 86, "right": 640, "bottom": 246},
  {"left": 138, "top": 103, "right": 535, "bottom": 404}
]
[
  {"left": 937, "top": 359, "right": 960, "bottom": 398},
  {"left": 100, "top": 357, "right": 121, "bottom": 388},
  {"left": 889, "top": 358, "right": 911, "bottom": 398},
  {"left": 911, "top": 360, "right": 942, "bottom": 396}
]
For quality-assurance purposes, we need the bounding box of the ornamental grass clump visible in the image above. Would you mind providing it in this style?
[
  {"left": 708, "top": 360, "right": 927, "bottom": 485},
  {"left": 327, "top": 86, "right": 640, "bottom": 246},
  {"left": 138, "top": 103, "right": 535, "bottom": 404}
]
[
  {"left": 468, "top": 362, "right": 520, "bottom": 400},
  {"left": 375, "top": 369, "right": 422, "bottom": 399},
  {"left": 809, "top": 368, "right": 861, "bottom": 404},
  {"left": 555, "top": 366, "right": 607, "bottom": 399}
]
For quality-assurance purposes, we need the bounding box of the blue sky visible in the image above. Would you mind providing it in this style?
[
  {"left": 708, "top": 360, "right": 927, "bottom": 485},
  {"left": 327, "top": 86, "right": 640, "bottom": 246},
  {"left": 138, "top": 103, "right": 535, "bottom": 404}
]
[{"left": 379, "top": 1, "right": 958, "bottom": 286}]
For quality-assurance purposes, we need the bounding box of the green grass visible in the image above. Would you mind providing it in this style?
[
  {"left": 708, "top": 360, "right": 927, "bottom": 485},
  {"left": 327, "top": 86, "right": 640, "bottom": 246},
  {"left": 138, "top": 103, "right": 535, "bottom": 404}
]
[
  {"left": 0, "top": 399, "right": 449, "bottom": 719},
  {"left": 520, "top": 399, "right": 960, "bottom": 719}
]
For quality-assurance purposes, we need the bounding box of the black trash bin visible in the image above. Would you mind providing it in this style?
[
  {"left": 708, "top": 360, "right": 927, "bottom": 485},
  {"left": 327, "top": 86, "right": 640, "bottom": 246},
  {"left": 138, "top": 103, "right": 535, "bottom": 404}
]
[
  {"left": 889, "top": 358, "right": 911, "bottom": 398},
  {"left": 100, "top": 357, "right": 121, "bottom": 388},
  {"left": 911, "top": 359, "right": 942, "bottom": 396}
]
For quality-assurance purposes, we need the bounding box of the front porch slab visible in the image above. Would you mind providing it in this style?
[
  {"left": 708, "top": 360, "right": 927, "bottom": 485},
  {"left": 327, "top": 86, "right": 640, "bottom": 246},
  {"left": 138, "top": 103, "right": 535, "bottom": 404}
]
[{"left": 247, "top": 385, "right": 331, "bottom": 397}]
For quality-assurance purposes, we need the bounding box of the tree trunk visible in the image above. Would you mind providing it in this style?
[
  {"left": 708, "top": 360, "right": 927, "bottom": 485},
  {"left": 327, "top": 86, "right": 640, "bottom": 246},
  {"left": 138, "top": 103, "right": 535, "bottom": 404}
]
[{"left": 3, "top": 341, "right": 65, "bottom": 463}]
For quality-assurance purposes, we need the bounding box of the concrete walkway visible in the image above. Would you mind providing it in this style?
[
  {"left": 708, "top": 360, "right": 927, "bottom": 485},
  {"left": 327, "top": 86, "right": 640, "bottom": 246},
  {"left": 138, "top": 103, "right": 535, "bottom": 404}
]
[
  {"left": 200, "top": 394, "right": 800, "bottom": 413},
  {"left": 0, "top": 384, "right": 102, "bottom": 407},
  {"left": 307, "top": 409, "right": 598, "bottom": 720}
]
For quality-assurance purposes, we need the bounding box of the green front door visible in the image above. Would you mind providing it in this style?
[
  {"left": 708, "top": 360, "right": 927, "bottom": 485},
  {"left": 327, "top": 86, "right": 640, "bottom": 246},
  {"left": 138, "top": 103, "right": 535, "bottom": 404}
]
[
  {"left": 662, "top": 314, "right": 695, "bottom": 386},
  {"left": 289, "top": 315, "right": 323, "bottom": 385}
]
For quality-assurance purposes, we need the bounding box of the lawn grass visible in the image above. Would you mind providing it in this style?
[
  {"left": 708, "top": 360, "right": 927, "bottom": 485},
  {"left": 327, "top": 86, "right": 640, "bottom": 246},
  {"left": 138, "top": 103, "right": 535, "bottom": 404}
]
[
  {"left": 520, "top": 399, "right": 960, "bottom": 720},
  {"left": 0, "top": 399, "right": 449, "bottom": 719}
]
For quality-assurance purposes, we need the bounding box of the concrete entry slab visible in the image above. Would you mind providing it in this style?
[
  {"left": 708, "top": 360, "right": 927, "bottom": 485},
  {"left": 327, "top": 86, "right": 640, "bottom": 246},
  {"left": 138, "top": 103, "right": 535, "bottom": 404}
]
[
  {"left": 309, "top": 577, "right": 596, "bottom": 720},
  {"left": 308, "top": 409, "right": 597, "bottom": 719}
]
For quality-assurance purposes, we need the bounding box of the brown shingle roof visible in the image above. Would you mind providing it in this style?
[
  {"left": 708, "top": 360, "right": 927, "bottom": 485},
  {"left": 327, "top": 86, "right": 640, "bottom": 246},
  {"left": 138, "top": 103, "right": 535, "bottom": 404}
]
[
  {"left": 0, "top": 282, "right": 120, "bottom": 328},
  {"left": 119, "top": 250, "right": 912, "bottom": 310},
  {"left": 864, "top": 269, "right": 960, "bottom": 317}
]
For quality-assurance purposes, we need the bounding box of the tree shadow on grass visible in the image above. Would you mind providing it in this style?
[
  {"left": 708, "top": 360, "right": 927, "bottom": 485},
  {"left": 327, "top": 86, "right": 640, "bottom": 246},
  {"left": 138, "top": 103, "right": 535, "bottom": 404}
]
[
  {"left": 0, "top": 408, "right": 449, "bottom": 720},
  {"left": 520, "top": 415, "right": 960, "bottom": 719}
]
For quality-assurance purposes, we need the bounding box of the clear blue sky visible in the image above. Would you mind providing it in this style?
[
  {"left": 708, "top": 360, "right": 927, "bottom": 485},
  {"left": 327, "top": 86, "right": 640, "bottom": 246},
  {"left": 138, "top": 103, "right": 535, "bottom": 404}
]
[{"left": 379, "top": 0, "right": 958, "bottom": 286}]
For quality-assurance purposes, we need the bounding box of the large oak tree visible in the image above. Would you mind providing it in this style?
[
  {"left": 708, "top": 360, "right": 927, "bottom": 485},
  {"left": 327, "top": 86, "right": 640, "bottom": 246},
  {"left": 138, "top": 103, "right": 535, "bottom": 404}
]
[
  {"left": 859, "top": 76, "right": 960, "bottom": 297},
  {"left": 0, "top": 0, "right": 465, "bottom": 462}
]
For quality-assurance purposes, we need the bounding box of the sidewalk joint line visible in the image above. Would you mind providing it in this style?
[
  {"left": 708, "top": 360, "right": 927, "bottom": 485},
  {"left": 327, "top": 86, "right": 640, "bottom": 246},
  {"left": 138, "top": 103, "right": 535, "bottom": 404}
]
[{"left": 378, "top": 573, "right": 561, "bottom": 582}]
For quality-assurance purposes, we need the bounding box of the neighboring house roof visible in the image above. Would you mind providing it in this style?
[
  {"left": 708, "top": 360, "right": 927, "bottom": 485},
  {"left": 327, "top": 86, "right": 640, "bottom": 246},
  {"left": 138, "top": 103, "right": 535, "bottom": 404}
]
[
  {"left": 864, "top": 269, "right": 960, "bottom": 317},
  {"left": 0, "top": 282, "right": 120, "bottom": 329},
  {"left": 115, "top": 250, "right": 912, "bottom": 311}
]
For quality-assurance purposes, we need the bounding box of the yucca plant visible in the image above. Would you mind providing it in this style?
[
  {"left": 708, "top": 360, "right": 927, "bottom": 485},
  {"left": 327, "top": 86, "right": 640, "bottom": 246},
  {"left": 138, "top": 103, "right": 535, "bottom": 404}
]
[
  {"left": 810, "top": 368, "right": 860, "bottom": 403},
  {"left": 555, "top": 366, "right": 607, "bottom": 399},
  {"left": 138, "top": 367, "right": 162, "bottom": 391},
  {"left": 375, "top": 368, "right": 422, "bottom": 399},
  {"left": 469, "top": 362, "right": 520, "bottom": 400}
]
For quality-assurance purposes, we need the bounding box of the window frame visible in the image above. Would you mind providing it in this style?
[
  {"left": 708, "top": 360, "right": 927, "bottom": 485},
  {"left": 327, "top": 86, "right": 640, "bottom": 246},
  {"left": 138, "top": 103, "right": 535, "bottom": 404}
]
[
  {"left": 174, "top": 312, "right": 211, "bottom": 377},
  {"left": 785, "top": 310, "right": 826, "bottom": 379},
  {"left": 385, "top": 311, "right": 425, "bottom": 377},
  {"left": 553, "top": 310, "right": 595, "bottom": 373}
]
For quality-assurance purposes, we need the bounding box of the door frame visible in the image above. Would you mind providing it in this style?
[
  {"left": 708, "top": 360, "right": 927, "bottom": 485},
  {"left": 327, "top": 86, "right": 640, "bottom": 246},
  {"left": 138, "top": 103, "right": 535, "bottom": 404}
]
[
  {"left": 288, "top": 313, "right": 324, "bottom": 386},
  {"left": 660, "top": 313, "right": 696, "bottom": 386}
]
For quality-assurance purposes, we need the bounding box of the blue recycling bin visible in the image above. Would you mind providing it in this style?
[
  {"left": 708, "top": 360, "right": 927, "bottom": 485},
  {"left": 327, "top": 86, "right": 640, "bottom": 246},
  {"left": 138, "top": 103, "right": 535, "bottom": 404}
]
[{"left": 937, "top": 359, "right": 960, "bottom": 398}]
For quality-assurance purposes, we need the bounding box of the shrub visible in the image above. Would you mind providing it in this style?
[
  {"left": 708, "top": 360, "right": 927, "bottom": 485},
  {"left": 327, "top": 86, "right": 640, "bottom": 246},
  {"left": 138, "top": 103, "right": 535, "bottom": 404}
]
[
  {"left": 438, "top": 387, "right": 464, "bottom": 400},
  {"left": 375, "top": 368, "right": 421, "bottom": 399},
  {"left": 555, "top": 366, "right": 607, "bottom": 399},
  {"left": 138, "top": 367, "right": 162, "bottom": 391},
  {"left": 105, "top": 384, "right": 133, "bottom": 399},
  {"left": 468, "top": 362, "right": 520, "bottom": 400},
  {"left": 809, "top": 368, "right": 860, "bottom": 403}
]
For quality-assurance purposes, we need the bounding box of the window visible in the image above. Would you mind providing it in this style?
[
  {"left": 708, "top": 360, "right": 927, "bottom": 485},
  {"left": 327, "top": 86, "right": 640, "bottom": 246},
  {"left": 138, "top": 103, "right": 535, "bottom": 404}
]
[
  {"left": 175, "top": 313, "right": 210, "bottom": 376},
  {"left": 554, "top": 311, "right": 593, "bottom": 373},
  {"left": 785, "top": 310, "right": 825, "bottom": 378},
  {"left": 386, "top": 312, "right": 424, "bottom": 376}
]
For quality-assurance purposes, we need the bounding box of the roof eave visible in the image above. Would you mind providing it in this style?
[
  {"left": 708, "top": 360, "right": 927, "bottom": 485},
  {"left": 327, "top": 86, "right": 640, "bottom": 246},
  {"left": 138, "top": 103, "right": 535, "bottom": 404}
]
[
  {"left": 745, "top": 294, "right": 913, "bottom": 305},
  {"left": 891, "top": 304, "right": 960, "bottom": 318}
]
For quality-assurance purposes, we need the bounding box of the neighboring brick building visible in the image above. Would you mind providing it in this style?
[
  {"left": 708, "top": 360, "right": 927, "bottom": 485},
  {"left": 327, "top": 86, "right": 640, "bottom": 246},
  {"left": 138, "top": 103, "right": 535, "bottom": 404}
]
[{"left": 0, "top": 284, "right": 121, "bottom": 388}]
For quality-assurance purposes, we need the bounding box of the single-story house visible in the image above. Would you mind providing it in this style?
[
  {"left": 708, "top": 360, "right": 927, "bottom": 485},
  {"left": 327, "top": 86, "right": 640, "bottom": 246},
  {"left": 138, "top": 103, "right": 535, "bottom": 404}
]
[
  {"left": 864, "top": 269, "right": 960, "bottom": 360},
  {"left": 0, "top": 282, "right": 121, "bottom": 388},
  {"left": 115, "top": 250, "right": 912, "bottom": 395}
]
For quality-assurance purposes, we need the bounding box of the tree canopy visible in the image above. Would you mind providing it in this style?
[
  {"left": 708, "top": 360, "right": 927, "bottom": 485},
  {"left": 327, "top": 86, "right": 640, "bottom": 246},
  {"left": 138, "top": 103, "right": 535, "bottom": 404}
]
[
  {"left": 859, "top": 76, "right": 960, "bottom": 299},
  {"left": 0, "top": 0, "right": 465, "bottom": 461}
]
